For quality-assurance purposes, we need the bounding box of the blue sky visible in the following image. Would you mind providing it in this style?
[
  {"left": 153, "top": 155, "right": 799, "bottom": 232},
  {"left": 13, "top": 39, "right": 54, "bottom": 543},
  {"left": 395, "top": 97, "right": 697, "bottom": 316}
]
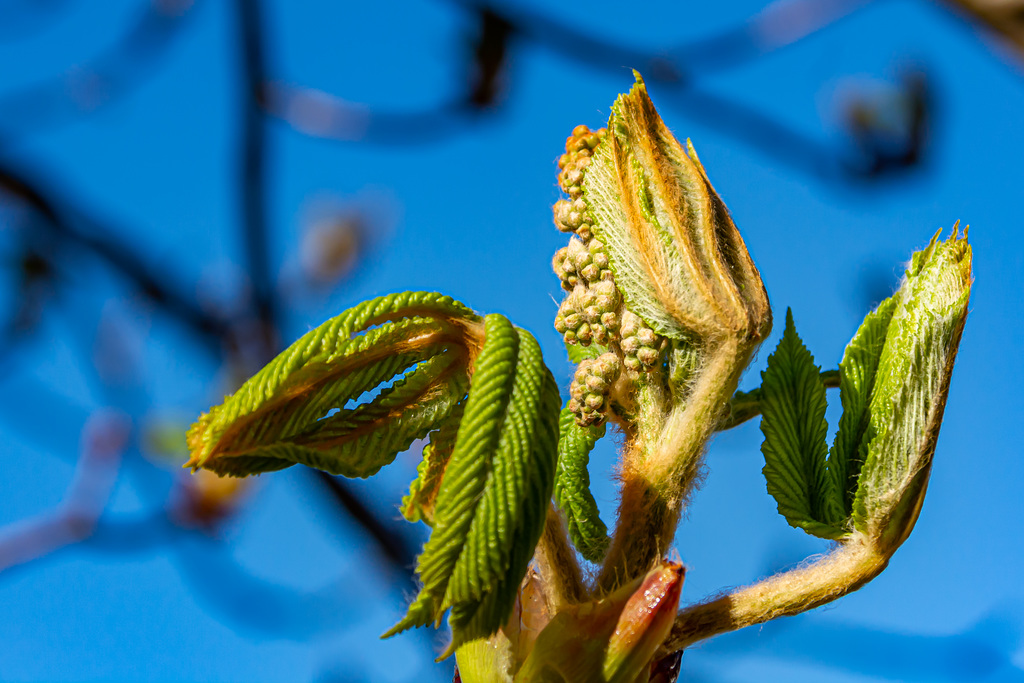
[{"left": 1, "top": 0, "right": 1022, "bottom": 681}]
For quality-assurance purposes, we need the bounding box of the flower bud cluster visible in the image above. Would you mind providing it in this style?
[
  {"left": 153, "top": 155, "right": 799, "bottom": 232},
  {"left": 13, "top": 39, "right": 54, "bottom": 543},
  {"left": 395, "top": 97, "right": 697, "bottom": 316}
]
[
  {"left": 619, "top": 310, "right": 664, "bottom": 371},
  {"left": 552, "top": 123, "right": 668, "bottom": 425},
  {"left": 568, "top": 352, "right": 622, "bottom": 426},
  {"left": 554, "top": 125, "right": 605, "bottom": 242},
  {"left": 554, "top": 281, "right": 622, "bottom": 346},
  {"left": 552, "top": 238, "right": 614, "bottom": 292}
]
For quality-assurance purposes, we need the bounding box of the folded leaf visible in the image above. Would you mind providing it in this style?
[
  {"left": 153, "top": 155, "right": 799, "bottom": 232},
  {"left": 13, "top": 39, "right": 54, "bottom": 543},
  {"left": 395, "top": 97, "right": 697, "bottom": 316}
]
[
  {"left": 402, "top": 402, "right": 465, "bottom": 526},
  {"left": 554, "top": 406, "right": 610, "bottom": 563},
  {"left": 760, "top": 309, "right": 845, "bottom": 539},
  {"left": 828, "top": 296, "right": 897, "bottom": 515},
  {"left": 187, "top": 293, "right": 564, "bottom": 656},
  {"left": 186, "top": 292, "right": 481, "bottom": 477},
  {"left": 385, "top": 316, "right": 562, "bottom": 655},
  {"left": 852, "top": 227, "right": 972, "bottom": 550}
]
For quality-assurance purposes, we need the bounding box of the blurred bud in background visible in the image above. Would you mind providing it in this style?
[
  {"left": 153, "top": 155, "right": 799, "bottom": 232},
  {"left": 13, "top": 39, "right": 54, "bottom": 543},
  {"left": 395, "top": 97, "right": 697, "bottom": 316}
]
[
  {"left": 142, "top": 413, "right": 253, "bottom": 531},
  {"left": 279, "top": 189, "right": 397, "bottom": 302},
  {"left": 832, "top": 68, "right": 931, "bottom": 177}
]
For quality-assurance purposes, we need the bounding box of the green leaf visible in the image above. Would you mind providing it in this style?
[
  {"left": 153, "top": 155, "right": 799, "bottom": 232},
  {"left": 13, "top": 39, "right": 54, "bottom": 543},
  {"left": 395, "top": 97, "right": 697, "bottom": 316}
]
[
  {"left": 760, "top": 309, "right": 845, "bottom": 539},
  {"left": 385, "top": 316, "right": 562, "bottom": 655},
  {"left": 851, "top": 229, "right": 972, "bottom": 547},
  {"left": 827, "top": 296, "right": 897, "bottom": 516},
  {"left": 566, "top": 340, "right": 605, "bottom": 365},
  {"left": 402, "top": 402, "right": 465, "bottom": 526},
  {"left": 554, "top": 406, "right": 610, "bottom": 563},
  {"left": 206, "top": 349, "right": 469, "bottom": 478},
  {"left": 186, "top": 291, "right": 482, "bottom": 477}
]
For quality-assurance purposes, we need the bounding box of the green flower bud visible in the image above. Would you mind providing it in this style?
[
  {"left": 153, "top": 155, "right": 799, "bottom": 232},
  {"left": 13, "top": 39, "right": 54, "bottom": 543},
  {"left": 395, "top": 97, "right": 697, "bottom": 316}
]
[
  {"left": 592, "top": 280, "right": 621, "bottom": 311},
  {"left": 636, "top": 327, "right": 658, "bottom": 346},
  {"left": 569, "top": 352, "right": 624, "bottom": 427},
  {"left": 636, "top": 347, "right": 661, "bottom": 367},
  {"left": 554, "top": 199, "right": 577, "bottom": 233},
  {"left": 585, "top": 374, "right": 608, "bottom": 394},
  {"left": 580, "top": 263, "right": 601, "bottom": 283}
]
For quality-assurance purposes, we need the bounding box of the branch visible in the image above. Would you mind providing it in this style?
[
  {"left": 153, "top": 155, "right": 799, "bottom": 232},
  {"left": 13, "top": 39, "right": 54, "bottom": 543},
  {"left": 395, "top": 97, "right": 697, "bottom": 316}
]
[
  {"left": 940, "top": 0, "right": 1024, "bottom": 58},
  {"left": 261, "top": 0, "right": 903, "bottom": 179},
  {"left": 233, "top": 0, "right": 278, "bottom": 355},
  {"left": 0, "top": 163, "right": 231, "bottom": 352},
  {"left": 443, "top": 0, "right": 872, "bottom": 79},
  {"left": 534, "top": 507, "right": 587, "bottom": 609}
]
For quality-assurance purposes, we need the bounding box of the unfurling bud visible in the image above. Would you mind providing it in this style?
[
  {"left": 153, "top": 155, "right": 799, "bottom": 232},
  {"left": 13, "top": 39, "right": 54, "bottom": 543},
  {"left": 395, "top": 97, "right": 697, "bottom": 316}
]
[
  {"left": 602, "top": 561, "right": 685, "bottom": 682},
  {"left": 514, "top": 560, "right": 684, "bottom": 683},
  {"left": 585, "top": 73, "right": 771, "bottom": 352},
  {"left": 851, "top": 226, "right": 972, "bottom": 552},
  {"left": 550, "top": 72, "right": 770, "bottom": 433}
]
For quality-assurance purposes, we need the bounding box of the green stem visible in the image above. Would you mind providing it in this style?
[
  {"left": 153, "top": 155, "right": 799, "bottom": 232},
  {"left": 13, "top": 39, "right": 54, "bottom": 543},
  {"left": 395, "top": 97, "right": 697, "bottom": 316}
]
[
  {"left": 660, "top": 532, "right": 887, "bottom": 654},
  {"left": 598, "top": 340, "right": 746, "bottom": 591},
  {"left": 717, "top": 369, "right": 840, "bottom": 431}
]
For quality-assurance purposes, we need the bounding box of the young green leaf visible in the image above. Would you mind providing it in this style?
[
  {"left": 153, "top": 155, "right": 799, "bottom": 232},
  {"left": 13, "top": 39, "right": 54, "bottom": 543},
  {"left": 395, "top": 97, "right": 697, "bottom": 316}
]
[
  {"left": 385, "top": 316, "right": 562, "bottom": 655},
  {"left": 402, "top": 402, "right": 465, "bottom": 526},
  {"left": 186, "top": 292, "right": 482, "bottom": 477},
  {"left": 554, "top": 406, "right": 610, "bottom": 563},
  {"left": 851, "top": 228, "right": 972, "bottom": 550},
  {"left": 760, "top": 309, "right": 845, "bottom": 539},
  {"left": 827, "top": 296, "right": 897, "bottom": 515}
]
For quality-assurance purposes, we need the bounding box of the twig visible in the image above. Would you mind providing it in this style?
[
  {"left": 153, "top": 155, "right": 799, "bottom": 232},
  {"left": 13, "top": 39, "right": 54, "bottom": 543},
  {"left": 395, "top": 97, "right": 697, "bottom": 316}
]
[
  {"left": 234, "top": 0, "right": 278, "bottom": 356},
  {"left": 0, "top": 164, "right": 230, "bottom": 351}
]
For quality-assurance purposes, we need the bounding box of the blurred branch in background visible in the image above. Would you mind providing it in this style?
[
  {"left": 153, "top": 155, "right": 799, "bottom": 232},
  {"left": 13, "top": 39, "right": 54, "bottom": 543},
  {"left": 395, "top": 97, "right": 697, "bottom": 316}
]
[
  {"left": 264, "top": 0, "right": 931, "bottom": 179},
  {"left": 0, "top": 410, "right": 128, "bottom": 573},
  {"left": 942, "top": 0, "right": 1024, "bottom": 63},
  {"left": 0, "top": 163, "right": 230, "bottom": 354}
]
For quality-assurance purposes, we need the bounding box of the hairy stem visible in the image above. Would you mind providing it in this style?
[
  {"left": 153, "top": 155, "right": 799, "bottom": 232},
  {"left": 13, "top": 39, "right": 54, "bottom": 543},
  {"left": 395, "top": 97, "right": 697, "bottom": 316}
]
[
  {"left": 599, "top": 339, "right": 746, "bottom": 591},
  {"left": 661, "top": 533, "right": 887, "bottom": 653},
  {"left": 535, "top": 507, "right": 588, "bottom": 610}
]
